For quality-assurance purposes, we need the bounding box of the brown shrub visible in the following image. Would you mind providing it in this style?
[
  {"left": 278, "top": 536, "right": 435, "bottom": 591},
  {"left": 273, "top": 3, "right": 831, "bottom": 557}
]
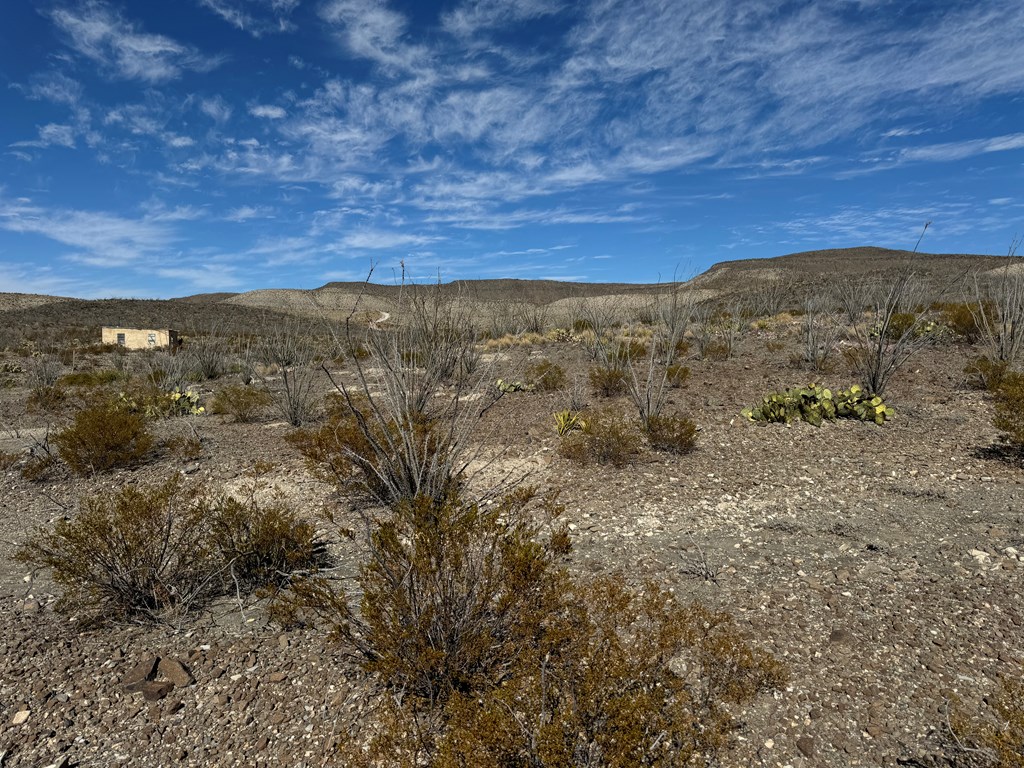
[
  {"left": 53, "top": 399, "right": 154, "bottom": 476},
  {"left": 329, "top": 569, "right": 786, "bottom": 768},
  {"left": 666, "top": 363, "right": 691, "bottom": 388},
  {"left": 209, "top": 383, "right": 274, "bottom": 422},
  {"left": 525, "top": 359, "right": 566, "bottom": 391},
  {"left": 965, "top": 356, "right": 1010, "bottom": 391},
  {"left": 559, "top": 409, "right": 641, "bottom": 467},
  {"left": 588, "top": 364, "right": 628, "bottom": 397},
  {"left": 993, "top": 371, "right": 1024, "bottom": 448},
  {"left": 15, "top": 476, "right": 216, "bottom": 620},
  {"left": 15, "top": 472, "right": 324, "bottom": 623},
  {"left": 645, "top": 413, "right": 699, "bottom": 454}
]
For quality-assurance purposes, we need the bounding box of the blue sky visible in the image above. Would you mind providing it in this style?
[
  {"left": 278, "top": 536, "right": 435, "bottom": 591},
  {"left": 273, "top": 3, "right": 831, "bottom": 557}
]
[{"left": 1, "top": 0, "right": 1023, "bottom": 298}]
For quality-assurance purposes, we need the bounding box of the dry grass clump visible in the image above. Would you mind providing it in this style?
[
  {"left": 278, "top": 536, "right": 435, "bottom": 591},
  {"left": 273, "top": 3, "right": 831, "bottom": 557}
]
[
  {"left": 949, "top": 676, "right": 1024, "bottom": 767},
  {"left": 58, "top": 368, "right": 125, "bottom": 388},
  {"left": 559, "top": 409, "right": 642, "bottom": 467},
  {"left": 15, "top": 472, "right": 323, "bottom": 623},
  {"left": 53, "top": 398, "right": 154, "bottom": 476}
]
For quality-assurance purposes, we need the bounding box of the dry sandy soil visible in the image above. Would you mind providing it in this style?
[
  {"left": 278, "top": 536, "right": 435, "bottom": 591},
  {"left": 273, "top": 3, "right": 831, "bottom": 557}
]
[{"left": 0, "top": 259, "right": 1022, "bottom": 767}]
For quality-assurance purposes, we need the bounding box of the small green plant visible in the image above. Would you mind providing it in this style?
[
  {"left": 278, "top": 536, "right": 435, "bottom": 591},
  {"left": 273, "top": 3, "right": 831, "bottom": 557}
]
[
  {"left": 559, "top": 409, "right": 641, "bottom": 466},
  {"left": 742, "top": 384, "right": 894, "bottom": 426},
  {"left": 525, "top": 359, "right": 566, "bottom": 391},
  {"left": 496, "top": 378, "right": 533, "bottom": 393},
  {"left": 54, "top": 399, "right": 155, "bottom": 475},
  {"left": 119, "top": 385, "right": 204, "bottom": 418},
  {"left": 645, "top": 413, "right": 699, "bottom": 454},
  {"left": 588, "top": 364, "right": 628, "bottom": 397},
  {"left": 553, "top": 409, "right": 586, "bottom": 436},
  {"left": 209, "top": 383, "right": 274, "bottom": 422}
]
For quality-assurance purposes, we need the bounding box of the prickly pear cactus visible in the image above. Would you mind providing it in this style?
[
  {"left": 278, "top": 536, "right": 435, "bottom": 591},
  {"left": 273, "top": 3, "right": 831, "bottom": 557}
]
[{"left": 742, "top": 384, "right": 893, "bottom": 426}]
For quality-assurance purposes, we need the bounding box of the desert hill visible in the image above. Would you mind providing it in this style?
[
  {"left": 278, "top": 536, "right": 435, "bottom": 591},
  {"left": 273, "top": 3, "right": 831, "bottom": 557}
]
[{"left": 1, "top": 246, "right": 1015, "bottom": 339}]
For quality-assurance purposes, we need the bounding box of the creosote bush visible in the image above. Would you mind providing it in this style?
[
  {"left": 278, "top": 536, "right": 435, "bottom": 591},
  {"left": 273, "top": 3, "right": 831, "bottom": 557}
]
[
  {"left": 209, "top": 383, "right": 274, "bottom": 422},
  {"left": 965, "top": 356, "right": 1010, "bottom": 392},
  {"left": 645, "top": 413, "right": 699, "bottom": 454},
  {"left": 559, "top": 408, "right": 641, "bottom": 466},
  {"left": 525, "top": 358, "right": 566, "bottom": 391},
  {"left": 289, "top": 393, "right": 464, "bottom": 506},
  {"left": 588, "top": 364, "right": 628, "bottom": 397},
  {"left": 16, "top": 472, "right": 323, "bottom": 622},
  {"left": 54, "top": 398, "right": 154, "bottom": 475},
  {"left": 281, "top": 487, "right": 784, "bottom": 768},
  {"left": 992, "top": 371, "right": 1024, "bottom": 449}
]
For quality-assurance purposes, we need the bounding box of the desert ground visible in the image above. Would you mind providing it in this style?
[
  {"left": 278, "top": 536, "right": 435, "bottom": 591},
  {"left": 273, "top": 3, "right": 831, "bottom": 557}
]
[{"left": 0, "top": 247, "right": 1021, "bottom": 767}]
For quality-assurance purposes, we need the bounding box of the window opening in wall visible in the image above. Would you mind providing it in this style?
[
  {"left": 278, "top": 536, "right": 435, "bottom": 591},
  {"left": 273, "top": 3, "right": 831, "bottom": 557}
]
[
  {"left": 116, "top": 333, "right": 126, "bottom": 346},
  {"left": 148, "top": 333, "right": 157, "bottom": 346}
]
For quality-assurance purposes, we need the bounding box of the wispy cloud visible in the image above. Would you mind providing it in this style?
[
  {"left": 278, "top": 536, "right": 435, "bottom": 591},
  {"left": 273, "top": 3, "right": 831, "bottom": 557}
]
[
  {"left": 0, "top": 197, "right": 175, "bottom": 265},
  {"left": 340, "top": 229, "right": 440, "bottom": 249},
  {"left": 249, "top": 104, "right": 287, "bottom": 119},
  {"left": 196, "top": 0, "right": 299, "bottom": 37},
  {"left": 50, "top": 1, "right": 224, "bottom": 82},
  {"left": 11, "top": 123, "right": 77, "bottom": 149},
  {"left": 320, "top": 0, "right": 430, "bottom": 74}
]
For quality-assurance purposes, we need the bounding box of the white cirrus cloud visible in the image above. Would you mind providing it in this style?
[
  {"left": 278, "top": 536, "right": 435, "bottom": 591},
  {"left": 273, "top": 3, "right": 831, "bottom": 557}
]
[
  {"left": 50, "top": 1, "right": 225, "bottom": 82},
  {"left": 0, "top": 197, "right": 176, "bottom": 265},
  {"left": 249, "top": 104, "right": 288, "bottom": 119},
  {"left": 196, "top": 0, "right": 299, "bottom": 37}
]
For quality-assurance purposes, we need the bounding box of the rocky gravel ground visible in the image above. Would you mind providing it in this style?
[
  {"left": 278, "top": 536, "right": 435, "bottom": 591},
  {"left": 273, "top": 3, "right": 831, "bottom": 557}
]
[{"left": 1, "top": 335, "right": 1022, "bottom": 767}]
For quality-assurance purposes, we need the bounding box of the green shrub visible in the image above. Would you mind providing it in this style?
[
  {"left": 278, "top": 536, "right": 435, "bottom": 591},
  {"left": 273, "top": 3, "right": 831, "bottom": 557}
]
[
  {"left": 289, "top": 394, "right": 462, "bottom": 506},
  {"left": 645, "top": 413, "right": 698, "bottom": 454},
  {"left": 742, "top": 384, "right": 894, "bottom": 426},
  {"left": 940, "top": 300, "right": 989, "bottom": 343},
  {"left": 58, "top": 369, "right": 124, "bottom": 388},
  {"left": 588, "top": 364, "right": 627, "bottom": 397},
  {"left": 54, "top": 399, "right": 154, "bottom": 475},
  {"left": 965, "top": 356, "right": 1010, "bottom": 391},
  {"left": 525, "top": 359, "right": 566, "bottom": 391},
  {"left": 26, "top": 384, "right": 68, "bottom": 414},
  {"left": 15, "top": 476, "right": 216, "bottom": 620},
  {"left": 666, "top": 363, "right": 690, "bottom": 387},
  {"left": 559, "top": 409, "right": 641, "bottom": 466},
  {"left": 209, "top": 383, "right": 274, "bottom": 422},
  {"left": 993, "top": 371, "right": 1024, "bottom": 448},
  {"left": 15, "top": 472, "right": 324, "bottom": 623},
  {"left": 613, "top": 338, "right": 649, "bottom": 364}
]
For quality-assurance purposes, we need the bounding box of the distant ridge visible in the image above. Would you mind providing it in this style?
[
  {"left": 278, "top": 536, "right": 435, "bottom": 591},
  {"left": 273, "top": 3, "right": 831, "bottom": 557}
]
[{"left": 1, "top": 247, "right": 1016, "bottom": 332}]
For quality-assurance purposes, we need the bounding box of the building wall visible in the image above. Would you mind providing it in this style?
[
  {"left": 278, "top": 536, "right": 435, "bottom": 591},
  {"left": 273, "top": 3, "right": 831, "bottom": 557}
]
[{"left": 101, "top": 327, "right": 179, "bottom": 350}]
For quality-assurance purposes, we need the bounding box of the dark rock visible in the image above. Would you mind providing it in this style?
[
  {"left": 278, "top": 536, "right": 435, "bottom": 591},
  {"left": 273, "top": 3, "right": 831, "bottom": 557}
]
[
  {"left": 158, "top": 658, "right": 195, "bottom": 688},
  {"left": 123, "top": 655, "right": 160, "bottom": 690},
  {"left": 796, "top": 735, "right": 815, "bottom": 757},
  {"left": 140, "top": 681, "right": 174, "bottom": 702}
]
